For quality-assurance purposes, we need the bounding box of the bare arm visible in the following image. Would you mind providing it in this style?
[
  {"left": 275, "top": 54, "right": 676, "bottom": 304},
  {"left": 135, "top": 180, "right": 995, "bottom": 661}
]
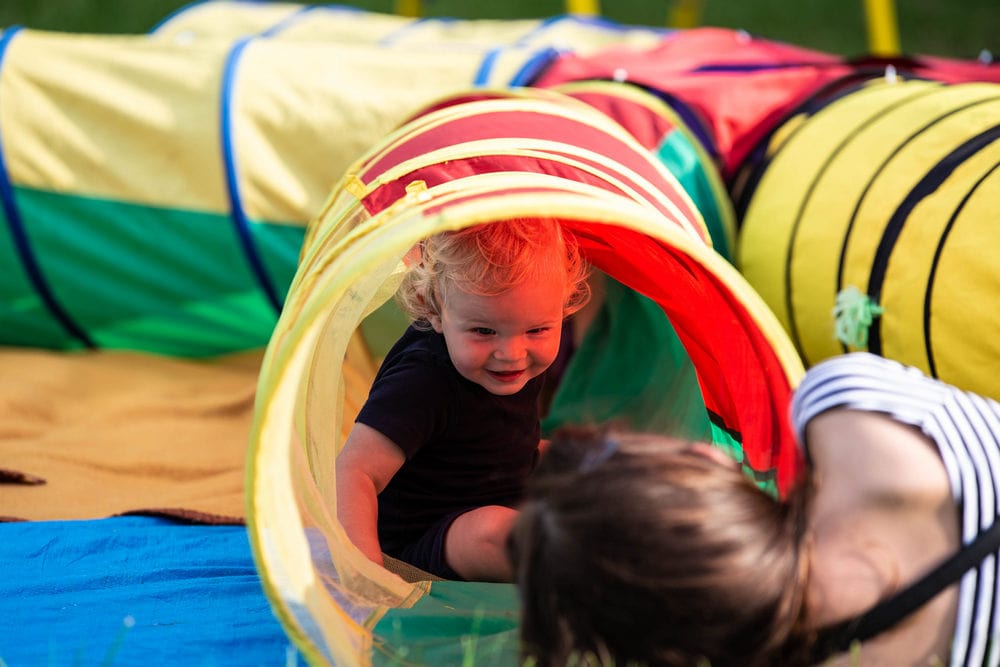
[{"left": 335, "top": 422, "right": 407, "bottom": 567}]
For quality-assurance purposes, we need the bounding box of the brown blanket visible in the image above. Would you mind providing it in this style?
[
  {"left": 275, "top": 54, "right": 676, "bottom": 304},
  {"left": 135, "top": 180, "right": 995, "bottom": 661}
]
[{"left": 0, "top": 347, "right": 264, "bottom": 523}]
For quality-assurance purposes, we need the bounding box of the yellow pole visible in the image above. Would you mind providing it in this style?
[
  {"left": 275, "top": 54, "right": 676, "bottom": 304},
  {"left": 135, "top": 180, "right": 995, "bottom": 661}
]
[
  {"left": 668, "top": 0, "right": 704, "bottom": 28},
  {"left": 565, "top": 0, "right": 600, "bottom": 15},
  {"left": 395, "top": 0, "right": 421, "bottom": 18},
  {"left": 863, "top": 0, "right": 901, "bottom": 55}
]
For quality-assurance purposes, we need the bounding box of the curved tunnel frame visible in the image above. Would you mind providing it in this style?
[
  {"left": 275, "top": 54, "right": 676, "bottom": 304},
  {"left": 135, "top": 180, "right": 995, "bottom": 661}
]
[{"left": 247, "top": 174, "right": 804, "bottom": 665}]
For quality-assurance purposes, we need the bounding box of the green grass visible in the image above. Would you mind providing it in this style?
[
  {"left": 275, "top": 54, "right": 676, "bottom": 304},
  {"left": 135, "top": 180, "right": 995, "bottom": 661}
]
[{"left": 0, "top": 0, "right": 995, "bottom": 59}]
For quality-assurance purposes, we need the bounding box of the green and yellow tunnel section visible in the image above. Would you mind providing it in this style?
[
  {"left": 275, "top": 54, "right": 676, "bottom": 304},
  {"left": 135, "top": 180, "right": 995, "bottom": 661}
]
[{"left": 0, "top": 10, "right": 676, "bottom": 358}]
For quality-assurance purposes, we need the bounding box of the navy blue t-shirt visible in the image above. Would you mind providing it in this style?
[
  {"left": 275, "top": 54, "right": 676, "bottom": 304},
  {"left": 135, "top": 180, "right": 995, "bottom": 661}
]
[{"left": 356, "top": 325, "right": 543, "bottom": 554}]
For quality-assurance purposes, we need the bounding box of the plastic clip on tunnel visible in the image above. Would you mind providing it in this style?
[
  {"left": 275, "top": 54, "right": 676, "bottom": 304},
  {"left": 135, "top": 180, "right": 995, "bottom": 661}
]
[{"left": 247, "top": 89, "right": 805, "bottom": 666}]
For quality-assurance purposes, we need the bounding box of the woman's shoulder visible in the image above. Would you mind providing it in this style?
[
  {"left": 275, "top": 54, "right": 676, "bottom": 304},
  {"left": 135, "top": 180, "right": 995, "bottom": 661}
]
[
  {"left": 791, "top": 353, "right": 948, "bottom": 444},
  {"left": 806, "top": 408, "right": 950, "bottom": 506}
]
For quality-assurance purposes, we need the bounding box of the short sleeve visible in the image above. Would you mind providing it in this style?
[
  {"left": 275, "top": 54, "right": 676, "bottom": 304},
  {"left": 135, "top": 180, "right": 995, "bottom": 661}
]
[
  {"left": 790, "top": 352, "right": 951, "bottom": 461},
  {"left": 355, "top": 354, "right": 451, "bottom": 459}
]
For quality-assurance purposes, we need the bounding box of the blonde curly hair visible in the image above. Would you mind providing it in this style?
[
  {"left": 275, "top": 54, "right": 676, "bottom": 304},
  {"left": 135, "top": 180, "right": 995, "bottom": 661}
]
[{"left": 397, "top": 218, "right": 591, "bottom": 329}]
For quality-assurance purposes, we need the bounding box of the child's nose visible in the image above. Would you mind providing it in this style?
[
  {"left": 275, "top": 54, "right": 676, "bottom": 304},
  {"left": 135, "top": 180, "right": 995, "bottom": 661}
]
[{"left": 494, "top": 336, "right": 525, "bottom": 360}]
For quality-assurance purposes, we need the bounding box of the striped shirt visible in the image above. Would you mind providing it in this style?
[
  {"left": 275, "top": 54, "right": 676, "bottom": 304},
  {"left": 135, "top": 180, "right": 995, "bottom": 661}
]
[{"left": 792, "top": 352, "right": 1000, "bottom": 667}]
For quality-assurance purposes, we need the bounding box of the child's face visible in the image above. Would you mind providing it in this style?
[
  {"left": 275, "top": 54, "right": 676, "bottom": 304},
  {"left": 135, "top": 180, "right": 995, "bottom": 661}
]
[{"left": 429, "top": 274, "right": 565, "bottom": 396}]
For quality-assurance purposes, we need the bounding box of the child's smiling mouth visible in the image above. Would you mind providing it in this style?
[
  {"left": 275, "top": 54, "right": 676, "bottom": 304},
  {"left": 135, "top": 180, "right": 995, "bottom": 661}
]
[{"left": 488, "top": 369, "right": 524, "bottom": 382}]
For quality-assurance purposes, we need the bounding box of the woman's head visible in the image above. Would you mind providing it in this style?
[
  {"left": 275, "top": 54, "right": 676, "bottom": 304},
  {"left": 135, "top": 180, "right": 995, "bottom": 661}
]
[
  {"left": 509, "top": 426, "right": 809, "bottom": 667},
  {"left": 396, "top": 218, "right": 591, "bottom": 328}
]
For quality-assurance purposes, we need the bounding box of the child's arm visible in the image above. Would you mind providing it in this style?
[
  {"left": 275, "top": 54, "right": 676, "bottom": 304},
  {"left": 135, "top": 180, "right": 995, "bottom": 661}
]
[{"left": 335, "top": 422, "right": 407, "bottom": 566}]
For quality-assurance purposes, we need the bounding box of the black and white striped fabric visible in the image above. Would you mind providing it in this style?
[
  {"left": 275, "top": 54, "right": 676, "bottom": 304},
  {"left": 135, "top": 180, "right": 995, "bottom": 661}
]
[{"left": 792, "top": 352, "right": 1000, "bottom": 667}]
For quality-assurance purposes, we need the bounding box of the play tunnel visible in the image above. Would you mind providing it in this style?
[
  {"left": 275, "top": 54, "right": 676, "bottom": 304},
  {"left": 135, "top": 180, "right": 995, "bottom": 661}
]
[
  {"left": 0, "top": 10, "right": 665, "bottom": 358},
  {"left": 4, "top": 5, "right": 998, "bottom": 666},
  {"left": 738, "top": 79, "right": 1000, "bottom": 399},
  {"left": 247, "top": 88, "right": 804, "bottom": 666}
]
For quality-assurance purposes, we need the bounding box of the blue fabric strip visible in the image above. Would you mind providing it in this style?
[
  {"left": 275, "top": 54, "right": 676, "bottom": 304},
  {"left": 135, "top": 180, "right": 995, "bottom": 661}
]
[
  {"left": 378, "top": 16, "right": 450, "bottom": 48},
  {"left": 219, "top": 37, "right": 283, "bottom": 314},
  {"left": 508, "top": 46, "right": 563, "bottom": 86},
  {"left": 474, "top": 47, "right": 502, "bottom": 86},
  {"left": 259, "top": 3, "right": 323, "bottom": 38}
]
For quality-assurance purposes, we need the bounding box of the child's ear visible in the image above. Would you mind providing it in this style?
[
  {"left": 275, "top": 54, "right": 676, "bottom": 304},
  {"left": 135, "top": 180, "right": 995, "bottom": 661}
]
[{"left": 417, "top": 288, "right": 444, "bottom": 333}]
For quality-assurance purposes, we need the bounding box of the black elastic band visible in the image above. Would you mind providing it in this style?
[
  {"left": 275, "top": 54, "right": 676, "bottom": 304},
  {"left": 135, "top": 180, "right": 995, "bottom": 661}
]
[{"left": 809, "top": 516, "right": 1000, "bottom": 661}]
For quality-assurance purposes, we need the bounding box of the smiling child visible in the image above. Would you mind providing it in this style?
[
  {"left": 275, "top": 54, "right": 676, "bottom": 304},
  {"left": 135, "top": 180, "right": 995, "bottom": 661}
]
[{"left": 335, "top": 218, "right": 590, "bottom": 581}]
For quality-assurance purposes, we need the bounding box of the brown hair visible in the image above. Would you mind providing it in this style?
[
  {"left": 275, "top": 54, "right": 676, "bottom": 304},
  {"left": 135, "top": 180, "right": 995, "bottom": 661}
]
[
  {"left": 396, "top": 218, "right": 590, "bottom": 329},
  {"left": 509, "top": 426, "right": 812, "bottom": 667}
]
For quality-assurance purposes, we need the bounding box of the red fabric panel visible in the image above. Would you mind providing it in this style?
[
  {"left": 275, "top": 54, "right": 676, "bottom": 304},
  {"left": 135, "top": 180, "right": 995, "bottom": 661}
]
[
  {"left": 534, "top": 27, "right": 852, "bottom": 181},
  {"left": 356, "top": 108, "right": 701, "bottom": 231},
  {"left": 361, "top": 152, "right": 697, "bottom": 239},
  {"left": 566, "top": 221, "right": 805, "bottom": 494},
  {"left": 556, "top": 87, "right": 678, "bottom": 151}
]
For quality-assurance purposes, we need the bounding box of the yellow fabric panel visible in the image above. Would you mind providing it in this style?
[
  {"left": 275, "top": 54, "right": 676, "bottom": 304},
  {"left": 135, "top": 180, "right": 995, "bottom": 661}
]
[
  {"left": 249, "top": 253, "right": 423, "bottom": 666},
  {"left": 886, "top": 152, "right": 1000, "bottom": 398},
  {"left": 1, "top": 28, "right": 555, "bottom": 226},
  {"left": 152, "top": 1, "right": 309, "bottom": 42},
  {"left": 739, "top": 79, "right": 1000, "bottom": 399},
  {"left": 229, "top": 41, "right": 538, "bottom": 225},
  {"left": 739, "top": 80, "right": 936, "bottom": 339},
  {"left": 878, "top": 138, "right": 998, "bottom": 376},
  {"left": 790, "top": 81, "right": 956, "bottom": 363},
  {"left": 151, "top": 2, "right": 665, "bottom": 54},
  {"left": 298, "top": 15, "right": 663, "bottom": 52},
  {"left": 838, "top": 85, "right": 1000, "bottom": 348},
  {"left": 342, "top": 17, "right": 553, "bottom": 47},
  {"left": 487, "top": 17, "right": 664, "bottom": 52},
  {"left": 2, "top": 30, "right": 229, "bottom": 211}
]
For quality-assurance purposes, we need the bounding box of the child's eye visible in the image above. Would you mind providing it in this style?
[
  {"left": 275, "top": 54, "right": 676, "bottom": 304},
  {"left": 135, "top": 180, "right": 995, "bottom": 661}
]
[
  {"left": 527, "top": 327, "right": 551, "bottom": 335},
  {"left": 470, "top": 327, "right": 495, "bottom": 336}
]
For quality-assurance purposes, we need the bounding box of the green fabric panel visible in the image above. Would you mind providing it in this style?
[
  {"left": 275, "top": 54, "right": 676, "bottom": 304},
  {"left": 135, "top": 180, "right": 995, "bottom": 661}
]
[
  {"left": 0, "top": 239, "right": 76, "bottom": 349},
  {"left": 657, "top": 130, "right": 733, "bottom": 262},
  {"left": 0, "top": 191, "right": 84, "bottom": 349},
  {"left": 708, "top": 420, "right": 778, "bottom": 498},
  {"left": 543, "top": 276, "right": 712, "bottom": 442},
  {"left": 2, "top": 188, "right": 306, "bottom": 357},
  {"left": 372, "top": 581, "right": 520, "bottom": 667},
  {"left": 252, "top": 220, "right": 306, "bottom": 304}
]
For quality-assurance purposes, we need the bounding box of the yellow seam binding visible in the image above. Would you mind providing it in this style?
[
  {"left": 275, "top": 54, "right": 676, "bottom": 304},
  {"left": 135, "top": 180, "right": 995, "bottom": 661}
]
[{"left": 344, "top": 174, "right": 367, "bottom": 199}]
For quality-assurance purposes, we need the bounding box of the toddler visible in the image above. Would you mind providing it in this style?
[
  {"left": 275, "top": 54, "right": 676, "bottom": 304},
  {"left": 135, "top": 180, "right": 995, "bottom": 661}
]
[{"left": 336, "top": 218, "right": 590, "bottom": 582}]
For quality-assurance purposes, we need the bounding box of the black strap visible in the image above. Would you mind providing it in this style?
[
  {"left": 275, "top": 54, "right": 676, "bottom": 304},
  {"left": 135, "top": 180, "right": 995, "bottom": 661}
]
[{"left": 808, "top": 517, "right": 1000, "bottom": 661}]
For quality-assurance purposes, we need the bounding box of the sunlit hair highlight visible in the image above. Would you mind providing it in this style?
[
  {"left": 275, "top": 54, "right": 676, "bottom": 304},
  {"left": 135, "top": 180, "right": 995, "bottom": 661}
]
[{"left": 396, "top": 218, "right": 591, "bottom": 329}]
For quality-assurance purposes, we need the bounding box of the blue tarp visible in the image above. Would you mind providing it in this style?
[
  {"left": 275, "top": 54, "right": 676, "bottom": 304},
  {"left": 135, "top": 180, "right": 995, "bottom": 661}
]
[{"left": 0, "top": 516, "right": 298, "bottom": 666}]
